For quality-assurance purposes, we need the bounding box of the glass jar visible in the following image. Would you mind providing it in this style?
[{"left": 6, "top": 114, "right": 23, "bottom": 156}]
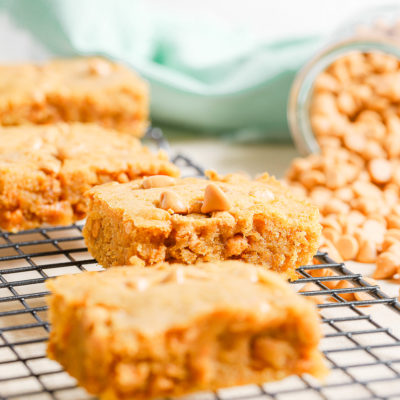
[{"left": 288, "top": 5, "right": 400, "bottom": 156}]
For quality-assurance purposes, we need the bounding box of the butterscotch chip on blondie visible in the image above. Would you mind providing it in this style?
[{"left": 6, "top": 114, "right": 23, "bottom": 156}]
[
  {"left": 47, "top": 261, "right": 327, "bottom": 400},
  {"left": 0, "top": 123, "right": 179, "bottom": 232},
  {"left": 0, "top": 57, "right": 148, "bottom": 137},
  {"left": 83, "top": 171, "right": 321, "bottom": 277}
]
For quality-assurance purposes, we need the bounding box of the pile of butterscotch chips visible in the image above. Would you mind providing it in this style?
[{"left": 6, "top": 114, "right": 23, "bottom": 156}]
[{"left": 286, "top": 51, "right": 400, "bottom": 281}]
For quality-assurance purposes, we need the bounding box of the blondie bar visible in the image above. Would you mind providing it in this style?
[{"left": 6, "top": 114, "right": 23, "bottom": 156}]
[
  {"left": 83, "top": 171, "right": 321, "bottom": 277},
  {"left": 0, "top": 57, "right": 148, "bottom": 137},
  {"left": 0, "top": 123, "right": 179, "bottom": 232},
  {"left": 47, "top": 261, "right": 327, "bottom": 400}
]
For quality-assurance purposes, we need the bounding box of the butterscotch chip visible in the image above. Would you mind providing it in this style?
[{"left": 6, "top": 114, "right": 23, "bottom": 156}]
[
  {"left": 357, "top": 170, "right": 372, "bottom": 182},
  {"left": 46, "top": 261, "right": 327, "bottom": 400},
  {"left": 313, "top": 72, "right": 339, "bottom": 92},
  {"left": 357, "top": 110, "right": 381, "bottom": 123},
  {"left": 368, "top": 213, "right": 388, "bottom": 225},
  {"left": 319, "top": 240, "right": 343, "bottom": 263},
  {"left": 352, "top": 180, "right": 382, "bottom": 199},
  {"left": 83, "top": 173, "right": 321, "bottom": 277},
  {"left": 0, "top": 58, "right": 149, "bottom": 137},
  {"left": 325, "top": 168, "right": 348, "bottom": 189},
  {"left": 351, "top": 197, "right": 380, "bottom": 216},
  {"left": 334, "top": 187, "right": 354, "bottom": 202},
  {"left": 373, "top": 252, "right": 398, "bottom": 279},
  {"left": 311, "top": 92, "right": 338, "bottom": 116},
  {"left": 383, "top": 187, "right": 398, "bottom": 207},
  {"left": 343, "top": 224, "right": 358, "bottom": 236},
  {"left": 386, "top": 214, "right": 400, "bottom": 229},
  {"left": 344, "top": 133, "right": 366, "bottom": 153},
  {"left": 310, "top": 115, "right": 332, "bottom": 136},
  {"left": 335, "top": 235, "right": 359, "bottom": 260},
  {"left": 330, "top": 60, "right": 351, "bottom": 83},
  {"left": 393, "top": 204, "right": 400, "bottom": 216},
  {"left": 356, "top": 240, "right": 377, "bottom": 263},
  {"left": 363, "top": 140, "right": 386, "bottom": 160},
  {"left": 318, "top": 137, "right": 341, "bottom": 149},
  {"left": 337, "top": 91, "right": 357, "bottom": 115},
  {"left": 354, "top": 290, "right": 374, "bottom": 305},
  {"left": 368, "top": 158, "right": 392, "bottom": 184},
  {"left": 323, "top": 227, "right": 339, "bottom": 244},
  {"left": 385, "top": 228, "right": 400, "bottom": 241},
  {"left": 310, "top": 187, "right": 332, "bottom": 208},
  {"left": 320, "top": 216, "right": 342, "bottom": 233},
  {"left": 324, "top": 198, "right": 349, "bottom": 214},
  {"left": 336, "top": 280, "right": 355, "bottom": 302},
  {"left": 142, "top": 176, "right": 176, "bottom": 189},
  {"left": 299, "top": 282, "right": 326, "bottom": 305},
  {"left": 0, "top": 123, "right": 179, "bottom": 232},
  {"left": 386, "top": 134, "right": 400, "bottom": 158},
  {"left": 309, "top": 267, "right": 340, "bottom": 289},
  {"left": 160, "top": 191, "right": 188, "bottom": 214},
  {"left": 300, "top": 170, "right": 325, "bottom": 189},
  {"left": 386, "top": 243, "right": 400, "bottom": 257},
  {"left": 382, "top": 237, "right": 400, "bottom": 252},
  {"left": 288, "top": 158, "right": 312, "bottom": 177},
  {"left": 362, "top": 219, "right": 386, "bottom": 245},
  {"left": 347, "top": 210, "right": 365, "bottom": 227},
  {"left": 368, "top": 52, "right": 398, "bottom": 73},
  {"left": 368, "top": 211, "right": 387, "bottom": 228},
  {"left": 201, "top": 183, "right": 231, "bottom": 213}
]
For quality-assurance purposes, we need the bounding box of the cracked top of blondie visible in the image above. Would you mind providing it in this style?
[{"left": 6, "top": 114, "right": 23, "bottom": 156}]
[{"left": 85, "top": 170, "right": 320, "bottom": 230}]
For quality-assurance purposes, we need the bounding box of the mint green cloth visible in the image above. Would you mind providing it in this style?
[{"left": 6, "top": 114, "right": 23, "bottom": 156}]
[{"left": 4, "top": 0, "right": 321, "bottom": 141}]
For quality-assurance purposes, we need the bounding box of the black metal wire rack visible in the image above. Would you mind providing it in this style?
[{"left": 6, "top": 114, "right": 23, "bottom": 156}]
[{"left": 2, "top": 131, "right": 400, "bottom": 399}]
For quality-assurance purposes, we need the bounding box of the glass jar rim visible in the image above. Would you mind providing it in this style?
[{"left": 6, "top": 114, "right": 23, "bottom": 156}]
[{"left": 287, "top": 36, "right": 400, "bottom": 156}]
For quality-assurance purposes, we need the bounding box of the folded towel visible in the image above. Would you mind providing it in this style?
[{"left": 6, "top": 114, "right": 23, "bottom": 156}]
[{"left": 5, "top": 0, "right": 322, "bottom": 140}]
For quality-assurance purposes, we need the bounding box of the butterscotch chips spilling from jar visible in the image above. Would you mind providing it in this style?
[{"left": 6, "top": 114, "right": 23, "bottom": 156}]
[{"left": 286, "top": 51, "right": 400, "bottom": 280}]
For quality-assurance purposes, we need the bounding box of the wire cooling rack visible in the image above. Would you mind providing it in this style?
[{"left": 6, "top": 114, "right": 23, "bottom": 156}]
[{"left": 2, "top": 131, "right": 400, "bottom": 399}]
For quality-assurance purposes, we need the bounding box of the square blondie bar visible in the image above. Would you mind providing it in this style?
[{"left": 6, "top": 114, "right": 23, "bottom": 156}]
[
  {"left": 47, "top": 261, "right": 327, "bottom": 400},
  {"left": 83, "top": 171, "right": 321, "bottom": 277},
  {"left": 0, "top": 123, "right": 179, "bottom": 232},
  {"left": 0, "top": 57, "right": 148, "bottom": 137}
]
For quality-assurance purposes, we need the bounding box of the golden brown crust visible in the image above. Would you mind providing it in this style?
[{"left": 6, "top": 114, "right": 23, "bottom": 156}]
[
  {"left": 83, "top": 172, "right": 321, "bottom": 277},
  {"left": 0, "top": 57, "right": 148, "bottom": 137},
  {"left": 46, "top": 261, "right": 327, "bottom": 400},
  {"left": 0, "top": 123, "right": 179, "bottom": 232}
]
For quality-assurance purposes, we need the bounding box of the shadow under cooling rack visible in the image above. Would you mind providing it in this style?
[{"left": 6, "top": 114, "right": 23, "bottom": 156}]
[{"left": 2, "top": 131, "right": 400, "bottom": 399}]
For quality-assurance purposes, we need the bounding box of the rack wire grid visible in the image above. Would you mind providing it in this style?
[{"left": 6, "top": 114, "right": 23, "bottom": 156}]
[{"left": 2, "top": 130, "right": 400, "bottom": 400}]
